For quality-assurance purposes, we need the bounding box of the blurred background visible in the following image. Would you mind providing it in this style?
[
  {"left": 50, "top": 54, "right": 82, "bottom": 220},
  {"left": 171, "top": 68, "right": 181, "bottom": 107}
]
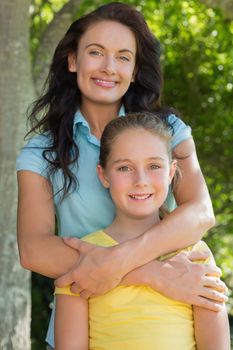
[{"left": 0, "top": 0, "right": 232, "bottom": 349}]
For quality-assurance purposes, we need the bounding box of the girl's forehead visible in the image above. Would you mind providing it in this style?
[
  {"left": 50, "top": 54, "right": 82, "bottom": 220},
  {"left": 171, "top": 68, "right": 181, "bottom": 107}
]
[
  {"left": 106, "top": 130, "right": 170, "bottom": 166},
  {"left": 114, "top": 128, "right": 162, "bottom": 140},
  {"left": 111, "top": 128, "right": 169, "bottom": 152}
]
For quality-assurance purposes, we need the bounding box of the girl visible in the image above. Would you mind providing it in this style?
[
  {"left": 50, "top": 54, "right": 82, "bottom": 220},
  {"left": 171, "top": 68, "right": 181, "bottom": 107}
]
[
  {"left": 54, "top": 113, "right": 230, "bottom": 350},
  {"left": 16, "top": 2, "right": 227, "bottom": 348}
]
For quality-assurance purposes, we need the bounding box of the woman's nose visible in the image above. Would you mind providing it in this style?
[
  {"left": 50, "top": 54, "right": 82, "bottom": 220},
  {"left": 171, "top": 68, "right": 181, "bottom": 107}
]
[{"left": 100, "top": 56, "right": 116, "bottom": 75}]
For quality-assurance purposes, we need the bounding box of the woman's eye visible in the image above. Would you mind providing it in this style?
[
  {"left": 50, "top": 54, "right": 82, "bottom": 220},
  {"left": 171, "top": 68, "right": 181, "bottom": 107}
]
[
  {"left": 89, "top": 50, "right": 102, "bottom": 56},
  {"left": 118, "top": 166, "right": 131, "bottom": 172},
  {"left": 118, "top": 56, "right": 130, "bottom": 62}
]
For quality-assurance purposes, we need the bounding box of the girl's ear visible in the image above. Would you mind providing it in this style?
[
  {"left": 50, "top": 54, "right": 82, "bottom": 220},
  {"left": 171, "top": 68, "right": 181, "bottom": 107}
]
[
  {"left": 97, "top": 165, "right": 110, "bottom": 188},
  {"left": 169, "top": 160, "right": 177, "bottom": 184},
  {"left": 67, "top": 53, "right": 77, "bottom": 72}
]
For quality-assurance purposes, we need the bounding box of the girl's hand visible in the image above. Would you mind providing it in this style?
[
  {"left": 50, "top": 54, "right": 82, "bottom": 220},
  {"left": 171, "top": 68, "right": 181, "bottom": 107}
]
[
  {"left": 122, "top": 250, "right": 228, "bottom": 311},
  {"left": 55, "top": 237, "right": 127, "bottom": 298}
]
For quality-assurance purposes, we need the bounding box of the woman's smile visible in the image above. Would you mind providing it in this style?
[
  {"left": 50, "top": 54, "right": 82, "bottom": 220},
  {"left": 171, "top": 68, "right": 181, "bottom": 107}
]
[
  {"left": 92, "top": 78, "right": 118, "bottom": 88},
  {"left": 68, "top": 20, "right": 136, "bottom": 108}
]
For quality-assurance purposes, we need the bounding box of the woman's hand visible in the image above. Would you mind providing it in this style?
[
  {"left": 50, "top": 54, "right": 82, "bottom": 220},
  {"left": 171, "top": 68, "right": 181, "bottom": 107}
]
[
  {"left": 55, "top": 237, "right": 128, "bottom": 298},
  {"left": 55, "top": 238, "right": 227, "bottom": 310},
  {"left": 122, "top": 250, "right": 228, "bottom": 311}
]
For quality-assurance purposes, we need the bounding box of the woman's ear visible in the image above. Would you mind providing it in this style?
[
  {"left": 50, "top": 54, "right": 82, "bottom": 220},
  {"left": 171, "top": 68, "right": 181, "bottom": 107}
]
[
  {"left": 67, "top": 53, "right": 77, "bottom": 72},
  {"left": 97, "top": 165, "right": 110, "bottom": 188},
  {"left": 131, "top": 65, "right": 138, "bottom": 82},
  {"left": 169, "top": 160, "right": 177, "bottom": 184}
]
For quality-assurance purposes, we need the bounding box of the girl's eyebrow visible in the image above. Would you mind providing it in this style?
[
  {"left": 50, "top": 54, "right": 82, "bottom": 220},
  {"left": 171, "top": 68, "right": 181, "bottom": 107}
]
[
  {"left": 85, "top": 43, "right": 135, "bottom": 55},
  {"left": 112, "top": 157, "right": 166, "bottom": 164}
]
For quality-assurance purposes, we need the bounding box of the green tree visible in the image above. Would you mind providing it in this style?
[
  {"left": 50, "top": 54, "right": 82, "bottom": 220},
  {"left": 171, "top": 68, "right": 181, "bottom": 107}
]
[{"left": 0, "top": 0, "right": 32, "bottom": 348}]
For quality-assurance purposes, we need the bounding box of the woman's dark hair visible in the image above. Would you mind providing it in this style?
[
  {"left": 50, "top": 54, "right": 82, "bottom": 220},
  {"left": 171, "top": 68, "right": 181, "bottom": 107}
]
[
  {"left": 27, "top": 2, "right": 164, "bottom": 197},
  {"left": 99, "top": 112, "right": 173, "bottom": 169}
]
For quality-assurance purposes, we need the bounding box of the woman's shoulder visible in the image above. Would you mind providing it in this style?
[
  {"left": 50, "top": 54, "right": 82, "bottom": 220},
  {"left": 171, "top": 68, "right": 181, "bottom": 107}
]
[
  {"left": 167, "top": 113, "right": 192, "bottom": 149},
  {"left": 23, "top": 131, "right": 53, "bottom": 148},
  {"left": 16, "top": 132, "right": 53, "bottom": 178}
]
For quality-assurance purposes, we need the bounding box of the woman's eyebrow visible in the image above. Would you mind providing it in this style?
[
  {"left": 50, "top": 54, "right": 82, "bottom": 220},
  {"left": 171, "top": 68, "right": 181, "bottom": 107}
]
[
  {"left": 85, "top": 43, "right": 105, "bottom": 49},
  {"left": 85, "top": 43, "right": 135, "bottom": 55}
]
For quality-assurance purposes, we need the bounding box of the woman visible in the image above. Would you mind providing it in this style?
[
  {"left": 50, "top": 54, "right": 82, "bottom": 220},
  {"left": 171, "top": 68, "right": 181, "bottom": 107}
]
[{"left": 16, "top": 2, "right": 227, "bottom": 348}]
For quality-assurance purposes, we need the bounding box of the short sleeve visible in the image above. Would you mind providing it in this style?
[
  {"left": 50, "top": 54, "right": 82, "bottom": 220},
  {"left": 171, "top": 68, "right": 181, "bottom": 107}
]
[
  {"left": 16, "top": 133, "right": 52, "bottom": 179},
  {"left": 159, "top": 240, "right": 215, "bottom": 264},
  {"left": 191, "top": 240, "right": 216, "bottom": 265},
  {"left": 167, "top": 114, "right": 192, "bottom": 149}
]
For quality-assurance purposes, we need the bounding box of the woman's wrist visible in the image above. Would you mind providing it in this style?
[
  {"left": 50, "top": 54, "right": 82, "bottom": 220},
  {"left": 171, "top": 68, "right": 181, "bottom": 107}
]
[
  {"left": 112, "top": 237, "right": 148, "bottom": 277},
  {"left": 120, "top": 260, "right": 162, "bottom": 288}
]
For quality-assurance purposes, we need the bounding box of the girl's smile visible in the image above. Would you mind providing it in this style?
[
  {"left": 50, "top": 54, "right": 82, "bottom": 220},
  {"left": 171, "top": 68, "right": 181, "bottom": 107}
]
[{"left": 98, "top": 128, "right": 176, "bottom": 225}]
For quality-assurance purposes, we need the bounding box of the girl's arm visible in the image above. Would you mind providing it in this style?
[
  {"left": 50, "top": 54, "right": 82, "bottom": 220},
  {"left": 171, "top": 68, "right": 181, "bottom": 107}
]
[
  {"left": 193, "top": 243, "right": 231, "bottom": 349},
  {"left": 193, "top": 305, "right": 230, "bottom": 350},
  {"left": 55, "top": 294, "right": 88, "bottom": 350}
]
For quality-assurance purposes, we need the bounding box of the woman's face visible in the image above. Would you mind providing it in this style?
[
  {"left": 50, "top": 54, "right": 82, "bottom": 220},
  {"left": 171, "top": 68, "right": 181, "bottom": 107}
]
[{"left": 68, "top": 20, "right": 137, "bottom": 109}]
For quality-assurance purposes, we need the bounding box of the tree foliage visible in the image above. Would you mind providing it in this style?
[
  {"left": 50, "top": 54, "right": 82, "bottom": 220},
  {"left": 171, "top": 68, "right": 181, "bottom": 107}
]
[{"left": 28, "top": 0, "right": 233, "bottom": 348}]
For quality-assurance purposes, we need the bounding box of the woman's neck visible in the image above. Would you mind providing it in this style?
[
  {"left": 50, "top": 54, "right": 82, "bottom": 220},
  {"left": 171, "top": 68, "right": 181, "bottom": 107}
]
[
  {"left": 104, "top": 212, "right": 161, "bottom": 243},
  {"left": 80, "top": 101, "right": 121, "bottom": 139}
]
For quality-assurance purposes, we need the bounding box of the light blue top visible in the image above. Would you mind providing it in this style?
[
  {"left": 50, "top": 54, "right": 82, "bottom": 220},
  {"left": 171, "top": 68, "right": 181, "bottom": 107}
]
[{"left": 16, "top": 107, "right": 192, "bottom": 347}]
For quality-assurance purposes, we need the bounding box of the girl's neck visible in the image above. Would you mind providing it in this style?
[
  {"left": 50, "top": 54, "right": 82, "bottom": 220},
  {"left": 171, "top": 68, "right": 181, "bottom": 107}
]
[
  {"left": 80, "top": 101, "right": 121, "bottom": 139},
  {"left": 104, "top": 212, "right": 161, "bottom": 243}
]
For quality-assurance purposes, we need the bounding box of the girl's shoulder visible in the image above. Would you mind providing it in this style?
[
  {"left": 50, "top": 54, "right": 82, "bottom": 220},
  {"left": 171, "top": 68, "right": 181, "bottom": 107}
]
[{"left": 190, "top": 240, "right": 215, "bottom": 265}]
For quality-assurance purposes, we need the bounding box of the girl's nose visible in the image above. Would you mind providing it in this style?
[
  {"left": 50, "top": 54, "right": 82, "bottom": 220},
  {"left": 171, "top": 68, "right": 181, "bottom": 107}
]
[{"left": 134, "top": 170, "right": 149, "bottom": 187}]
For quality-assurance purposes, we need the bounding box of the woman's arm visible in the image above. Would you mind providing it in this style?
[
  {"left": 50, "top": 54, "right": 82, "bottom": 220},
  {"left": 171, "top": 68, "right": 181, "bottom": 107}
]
[
  {"left": 55, "top": 294, "right": 88, "bottom": 350},
  {"left": 120, "top": 251, "right": 227, "bottom": 311},
  {"left": 17, "top": 170, "right": 80, "bottom": 278},
  {"left": 60, "top": 241, "right": 227, "bottom": 311},
  {"left": 193, "top": 305, "right": 230, "bottom": 350}
]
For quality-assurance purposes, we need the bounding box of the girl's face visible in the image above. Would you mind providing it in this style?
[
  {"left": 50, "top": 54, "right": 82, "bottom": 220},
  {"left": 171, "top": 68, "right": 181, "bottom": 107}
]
[
  {"left": 68, "top": 20, "right": 136, "bottom": 110},
  {"left": 98, "top": 129, "right": 176, "bottom": 220}
]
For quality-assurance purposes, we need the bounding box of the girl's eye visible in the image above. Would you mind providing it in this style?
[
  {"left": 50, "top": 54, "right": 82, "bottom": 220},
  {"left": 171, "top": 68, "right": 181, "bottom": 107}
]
[
  {"left": 150, "top": 164, "right": 160, "bottom": 170},
  {"left": 118, "top": 166, "right": 131, "bottom": 172}
]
